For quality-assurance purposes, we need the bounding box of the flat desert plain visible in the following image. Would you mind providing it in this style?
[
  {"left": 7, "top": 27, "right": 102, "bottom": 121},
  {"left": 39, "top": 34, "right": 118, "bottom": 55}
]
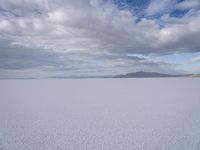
[{"left": 0, "top": 78, "right": 200, "bottom": 150}]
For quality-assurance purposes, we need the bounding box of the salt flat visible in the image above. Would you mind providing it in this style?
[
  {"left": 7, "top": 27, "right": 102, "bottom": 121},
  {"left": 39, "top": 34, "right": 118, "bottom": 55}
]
[{"left": 0, "top": 78, "right": 200, "bottom": 150}]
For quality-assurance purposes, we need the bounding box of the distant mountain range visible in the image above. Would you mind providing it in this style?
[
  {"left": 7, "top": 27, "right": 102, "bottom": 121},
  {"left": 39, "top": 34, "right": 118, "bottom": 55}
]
[
  {"left": 189, "top": 74, "right": 200, "bottom": 77},
  {"left": 1, "top": 71, "right": 199, "bottom": 79},
  {"left": 113, "top": 71, "right": 195, "bottom": 78},
  {"left": 47, "top": 72, "right": 200, "bottom": 79}
]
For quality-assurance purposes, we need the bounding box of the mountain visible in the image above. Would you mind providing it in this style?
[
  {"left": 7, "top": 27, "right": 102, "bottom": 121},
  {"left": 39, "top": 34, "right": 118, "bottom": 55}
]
[
  {"left": 113, "top": 71, "right": 187, "bottom": 78},
  {"left": 189, "top": 74, "right": 200, "bottom": 77}
]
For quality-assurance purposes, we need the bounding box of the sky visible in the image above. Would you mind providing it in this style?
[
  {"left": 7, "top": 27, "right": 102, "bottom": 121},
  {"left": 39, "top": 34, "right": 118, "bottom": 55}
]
[{"left": 0, "top": 0, "right": 200, "bottom": 78}]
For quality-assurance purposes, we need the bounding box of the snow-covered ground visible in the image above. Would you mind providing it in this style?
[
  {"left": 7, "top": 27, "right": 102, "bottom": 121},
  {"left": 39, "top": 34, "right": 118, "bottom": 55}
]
[{"left": 0, "top": 78, "right": 200, "bottom": 150}]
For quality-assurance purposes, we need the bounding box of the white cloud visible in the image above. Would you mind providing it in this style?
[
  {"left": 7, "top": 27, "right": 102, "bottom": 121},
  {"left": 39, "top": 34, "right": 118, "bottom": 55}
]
[
  {"left": 1, "top": 0, "right": 199, "bottom": 55},
  {"left": 176, "top": 0, "right": 200, "bottom": 10},
  {"left": 145, "top": 0, "right": 176, "bottom": 16},
  {"left": 191, "top": 55, "right": 200, "bottom": 62},
  {"left": 159, "top": 14, "right": 200, "bottom": 53},
  {"left": 0, "top": 0, "right": 200, "bottom": 77}
]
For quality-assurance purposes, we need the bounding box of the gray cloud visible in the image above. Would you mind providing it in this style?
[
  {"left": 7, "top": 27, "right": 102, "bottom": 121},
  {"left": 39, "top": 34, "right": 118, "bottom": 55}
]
[{"left": 0, "top": 0, "right": 200, "bottom": 77}]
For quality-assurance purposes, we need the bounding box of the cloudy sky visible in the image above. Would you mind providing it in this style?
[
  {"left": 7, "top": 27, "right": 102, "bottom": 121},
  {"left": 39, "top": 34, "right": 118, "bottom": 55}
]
[{"left": 0, "top": 0, "right": 200, "bottom": 78}]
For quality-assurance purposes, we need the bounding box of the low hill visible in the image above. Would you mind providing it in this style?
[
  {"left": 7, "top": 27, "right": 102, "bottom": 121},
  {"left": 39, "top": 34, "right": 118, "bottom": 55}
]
[{"left": 113, "top": 71, "right": 187, "bottom": 78}]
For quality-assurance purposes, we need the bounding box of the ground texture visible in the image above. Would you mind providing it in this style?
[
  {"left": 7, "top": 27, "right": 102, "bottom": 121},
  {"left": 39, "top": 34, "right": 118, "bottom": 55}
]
[{"left": 0, "top": 78, "right": 200, "bottom": 150}]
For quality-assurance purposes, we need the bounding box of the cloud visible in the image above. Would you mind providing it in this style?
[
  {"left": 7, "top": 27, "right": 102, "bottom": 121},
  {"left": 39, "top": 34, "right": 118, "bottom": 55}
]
[
  {"left": 176, "top": 0, "right": 200, "bottom": 10},
  {"left": 190, "top": 55, "right": 200, "bottom": 62},
  {"left": 0, "top": 0, "right": 200, "bottom": 77},
  {"left": 145, "top": 0, "right": 176, "bottom": 16}
]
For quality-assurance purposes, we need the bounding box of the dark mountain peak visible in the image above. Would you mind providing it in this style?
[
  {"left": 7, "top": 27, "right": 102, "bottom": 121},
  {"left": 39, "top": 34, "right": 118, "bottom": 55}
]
[{"left": 113, "top": 71, "right": 185, "bottom": 78}]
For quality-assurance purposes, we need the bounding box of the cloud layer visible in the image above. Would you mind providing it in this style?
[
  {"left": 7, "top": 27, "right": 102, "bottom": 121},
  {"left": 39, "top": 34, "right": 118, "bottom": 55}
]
[{"left": 0, "top": 0, "right": 200, "bottom": 77}]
